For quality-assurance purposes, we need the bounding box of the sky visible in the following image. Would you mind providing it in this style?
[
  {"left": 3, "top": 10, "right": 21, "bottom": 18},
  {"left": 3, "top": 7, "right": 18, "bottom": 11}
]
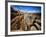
[{"left": 11, "top": 5, "right": 41, "bottom": 13}]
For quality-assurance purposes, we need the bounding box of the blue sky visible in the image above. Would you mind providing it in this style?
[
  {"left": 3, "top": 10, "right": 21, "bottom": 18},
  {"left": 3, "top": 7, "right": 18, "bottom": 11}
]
[{"left": 11, "top": 5, "right": 41, "bottom": 13}]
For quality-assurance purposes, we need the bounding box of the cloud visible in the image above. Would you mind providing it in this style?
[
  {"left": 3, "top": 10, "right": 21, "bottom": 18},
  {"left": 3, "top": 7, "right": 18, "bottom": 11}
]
[{"left": 12, "top": 6, "right": 41, "bottom": 13}]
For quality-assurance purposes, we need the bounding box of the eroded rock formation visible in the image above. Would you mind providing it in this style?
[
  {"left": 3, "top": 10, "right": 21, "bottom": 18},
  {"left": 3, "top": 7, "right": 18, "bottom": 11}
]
[{"left": 11, "top": 11, "right": 41, "bottom": 31}]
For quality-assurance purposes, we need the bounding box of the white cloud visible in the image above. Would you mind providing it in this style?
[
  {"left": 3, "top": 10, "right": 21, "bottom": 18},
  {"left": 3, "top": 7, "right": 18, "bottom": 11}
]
[
  {"left": 19, "top": 10, "right": 40, "bottom": 13},
  {"left": 12, "top": 7, "right": 40, "bottom": 13}
]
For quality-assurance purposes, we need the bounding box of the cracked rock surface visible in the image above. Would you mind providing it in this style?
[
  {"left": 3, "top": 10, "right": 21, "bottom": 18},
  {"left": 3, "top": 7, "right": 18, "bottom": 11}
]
[{"left": 11, "top": 10, "right": 41, "bottom": 32}]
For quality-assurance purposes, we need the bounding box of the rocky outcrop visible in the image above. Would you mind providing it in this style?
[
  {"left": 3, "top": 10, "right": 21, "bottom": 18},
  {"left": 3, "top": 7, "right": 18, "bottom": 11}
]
[{"left": 11, "top": 11, "right": 41, "bottom": 31}]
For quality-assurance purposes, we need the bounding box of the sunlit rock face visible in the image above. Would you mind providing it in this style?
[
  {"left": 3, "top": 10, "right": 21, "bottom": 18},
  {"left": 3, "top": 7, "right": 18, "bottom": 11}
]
[
  {"left": 11, "top": 10, "right": 41, "bottom": 31},
  {"left": 24, "top": 13, "right": 41, "bottom": 31}
]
